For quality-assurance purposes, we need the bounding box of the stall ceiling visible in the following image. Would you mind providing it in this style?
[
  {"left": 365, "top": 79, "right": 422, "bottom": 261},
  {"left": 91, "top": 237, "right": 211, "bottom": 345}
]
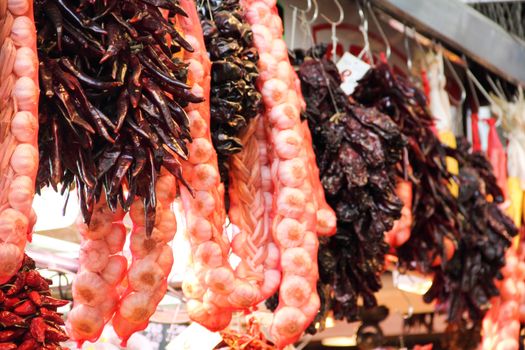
[
  {"left": 461, "top": 0, "right": 523, "bottom": 3},
  {"left": 372, "top": 0, "right": 525, "bottom": 86}
]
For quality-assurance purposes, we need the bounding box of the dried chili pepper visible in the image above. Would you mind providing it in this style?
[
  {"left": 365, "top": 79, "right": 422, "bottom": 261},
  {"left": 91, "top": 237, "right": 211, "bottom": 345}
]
[
  {"left": 218, "top": 318, "right": 276, "bottom": 350},
  {"left": 43, "top": 326, "right": 69, "bottom": 343},
  {"left": 40, "top": 296, "right": 68, "bottom": 308},
  {"left": 353, "top": 63, "right": 461, "bottom": 277},
  {"left": 3, "top": 298, "right": 20, "bottom": 310},
  {"left": 352, "top": 63, "right": 518, "bottom": 335},
  {"left": 43, "top": 343, "right": 63, "bottom": 350},
  {"left": 0, "top": 330, "right": 19, "bottom": 342},
  {"left": 197, "top": 0, "right": 262, "bottom": 206},
  {"left": 14, "top": 300, "right": 37, "bottom": 316},
  {"left": 28, "top": 291, "right": 42, "bottom": 307},
  {"left": 0, "top": 343, "right": 17, "bottom": 350},
  {"left": 35, "top": 0, "right": 194, "bottom": 234},
  {"left": 29, "top": 317, "right": 46, "bottom": 343},
  {"left": 0, "top": 255, "right": 68, "bottom": 348},
  {"left": 293, "top": 54, "right": 405, "bottom": 326},
  {"left": 25, "top": 271, "right": 49, "bottom": 291},
  {"left": 39, "top": 308, "right": 64, "bottom": 326},
  {"left": 6, "top": 273, "right": 25, "bottom": 296},
  {"left": 18, "top": 338, "right": 38, "bottom": 350},
  {"left": 0, "top": 311, "right": 24, "bottom": 327},
  {"left": 426, "top": 138, "right": 517, "bottom": 327}
]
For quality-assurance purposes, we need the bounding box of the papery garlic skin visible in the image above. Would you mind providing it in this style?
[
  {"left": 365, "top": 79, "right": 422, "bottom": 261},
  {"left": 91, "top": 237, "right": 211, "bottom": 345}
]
[
  {"left": 241, "top": 0, "right": 334, "bottom": 347},
  {"left": 0, "top": 0, "right": 40, "bottom": 284}
]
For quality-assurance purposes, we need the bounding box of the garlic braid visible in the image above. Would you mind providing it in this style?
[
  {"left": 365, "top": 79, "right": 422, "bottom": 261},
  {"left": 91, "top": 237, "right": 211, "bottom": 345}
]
[
  {"left": 229, "top": 117, "right": 280, "bottom": 300},
  {"left": 67, "top": 201, "right": 127, "bottom": 346},
  {"left": 112, "top": 172, "right": 177, "bottom": 346},
  {"left": 230, "top": 117, "right": 267, "bottom": 272},
  {"left": 0, "top": 0, "right": 39, "bottom": 284}
]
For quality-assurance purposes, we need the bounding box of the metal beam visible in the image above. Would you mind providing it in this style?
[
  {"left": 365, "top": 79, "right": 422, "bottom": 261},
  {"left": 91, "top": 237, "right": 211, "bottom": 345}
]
[
  {"left": 461, "top": 0, "right": 523, "bottom": 3},
  {"left": 372, "top": 0, "right": 525, "bottom": 86}
]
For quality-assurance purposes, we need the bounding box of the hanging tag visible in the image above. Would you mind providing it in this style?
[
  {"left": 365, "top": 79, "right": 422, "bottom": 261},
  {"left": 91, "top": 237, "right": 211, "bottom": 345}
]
[
  {"left": 166, "top": 323, "right": 222, "bottom": 350},
  {"left": 336, "top": 52, "right": 371, "bottom": 96},
  {"left": 392, "top": 269, "right": 433, "bottom": 295},
  {"left": 477, "top": 106, "right": 491, "bottom": 153}
]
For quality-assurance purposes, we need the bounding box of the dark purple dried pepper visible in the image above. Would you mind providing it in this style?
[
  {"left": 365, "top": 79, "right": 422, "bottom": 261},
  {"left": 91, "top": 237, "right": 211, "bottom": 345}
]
[{"left": 35, "top": 0, "right": 195, "bottom": 235}]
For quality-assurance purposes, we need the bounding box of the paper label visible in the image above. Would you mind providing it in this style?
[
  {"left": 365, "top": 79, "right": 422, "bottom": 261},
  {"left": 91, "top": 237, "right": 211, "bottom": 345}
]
[
  {"left": 477, "top": 106, "right": 491, "bottom": 153},
  {"left": 336, "top": 52, "right": 371, "bottom": 95},
  {"left": 392, "top": 269, "right": 433, "bottom": 295},
  {"left": 166, "top": 323, "right": 222, "bottom": 350}
]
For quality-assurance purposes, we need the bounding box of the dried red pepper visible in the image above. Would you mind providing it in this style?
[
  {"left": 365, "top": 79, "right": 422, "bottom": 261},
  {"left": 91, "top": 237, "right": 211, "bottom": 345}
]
[
  {"left": 0, "top": 255, "right": 68, "bottom": 348},
  {"left": 352, "top": 63, "right": 518, "bottom": 345},
  {"left": 39, "top": 308, "right": 64, "bottom": 326},
  {"left": 3, "top": 298, "right": 20, "bottom": 310},
  {"left": 18, "top": 338, "right": 38, "bottom": 350},
  {"left": 35, "top": 0, "right": 195, "bottom": 234},
  {"left": 14, "top": 300, "right": 37, "bottom": 316},
  {"left": 0, "top": 311, "right": 25, "bottom": 327},
  {"left": 28, "top": 291, "right": 42, "bottom": 307},
  {"left": 30, "top": 317, "right": 47, "bottom": 343},
  {"left": 25, "top": 271, "right": 50, "bottom": 291},
  {"left": 40, "top": 296, "right": 68, "bottom": 308},
  {"left": 44, "top": 326, "right": 69, "bottom": 343},
  {"left": 198, "top": 0, "right": 263, "bottom": 205},
  {"left": 0, "top": 330, "right": 24, "bottom": 342},
  {"left": 278, "top": 54, "right": 406, "bottom": 329},
  {"left": 6, "top": 273, "right": 25, "bottom": 296}
]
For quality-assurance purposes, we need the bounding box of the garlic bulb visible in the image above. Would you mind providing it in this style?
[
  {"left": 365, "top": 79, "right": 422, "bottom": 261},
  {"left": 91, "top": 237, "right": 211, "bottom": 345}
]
[
  {"left": 10, "top": 143, "right": 38, "bottom": 175},
  {"left": 8, "top": 175, "right": 34, "bottom": 215},
  {"left": 13, "top": 47, "right": 36, "bottom": 78},
  {"left": 7, "top": 0, "right": 29, "bottom": 16},
  {"left": 13, "top": 76, "right": 37, "bottom": 111},
  {"left": 10, "top": 16, "right": 35, "bottom": 48},
  {"left": 11, "top": 111, "right": 37, "bottom": 142}
]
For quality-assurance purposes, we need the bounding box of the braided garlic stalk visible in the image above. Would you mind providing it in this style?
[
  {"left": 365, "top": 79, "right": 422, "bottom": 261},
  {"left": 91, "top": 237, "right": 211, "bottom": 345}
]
[
  {"left": 241, "top": 0, "right": 335, "bottom": 346},
  {"left": 229, "top": 117, "right": 281, "bottom": 303}
]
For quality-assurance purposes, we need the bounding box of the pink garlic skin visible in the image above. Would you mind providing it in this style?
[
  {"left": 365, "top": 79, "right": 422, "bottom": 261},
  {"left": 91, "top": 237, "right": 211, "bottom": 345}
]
[
  {"left": 0, "top": 0, "right": 40, "bottom": 284},
  {"left": 241, "top": 0, "right": 337, "bottom": 347},
  {"left": 67, "top": 203, "right": 127, "bottom": 347},
  {"left": 480, "top": 249, "right": 524, "bottom": 350},
  {"left": 179, "top": 0, "right": 283, "bottom": 331},
  {"left": 113, "top": 171, "right": 177, "bottom": 346},
  {"left": 178, "top": 0, "right": 235, "bottom": 329}
]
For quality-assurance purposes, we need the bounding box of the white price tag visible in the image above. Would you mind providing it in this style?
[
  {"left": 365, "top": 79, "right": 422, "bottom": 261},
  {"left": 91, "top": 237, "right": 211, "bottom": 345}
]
[
  {"left": 336, "top": 52, "right": 371, "bottom": 96},
  {"left": 167, "top": 323, "right": 222, "bottom": 350},
  {"left": 392, "top": 269, "right": 433, "bottom": 295},
  {"left": 477, "top": 106, "right": 491, "bottom": 153}
]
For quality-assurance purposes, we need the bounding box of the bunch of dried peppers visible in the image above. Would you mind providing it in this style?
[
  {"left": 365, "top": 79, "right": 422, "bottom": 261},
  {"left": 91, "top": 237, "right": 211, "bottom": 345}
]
[
  {"left": 427, "top": 138, "right": 517, "bottom": 323},
  {"left": 198, "top": 0, "right": 262, "bottom": 201},
  {"left": 353, "top": 63, "right": 517, "bottom": 330},
  {"left": 353, "top": 63, "right": 461, "bottom": 275},
  {"left": 35, "top": 0, "right": 195, "bottom": 233},
  {"left": 297, "top": 56, "right": 405, "bottom": 324},
  {"left": 0, "top": 255, "right": 69, "bottom": 349}
]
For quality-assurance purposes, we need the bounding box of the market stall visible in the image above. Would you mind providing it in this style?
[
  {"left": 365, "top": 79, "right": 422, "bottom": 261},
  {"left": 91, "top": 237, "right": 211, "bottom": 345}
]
[{"left": 0, "top": 0, "right": 524, "bottom": 349}]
